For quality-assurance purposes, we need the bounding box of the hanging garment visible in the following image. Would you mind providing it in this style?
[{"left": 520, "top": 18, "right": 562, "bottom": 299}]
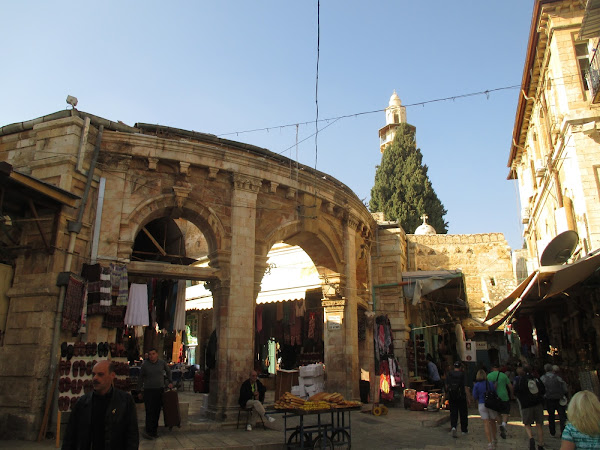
[
  {"left": 276, "top": 302, "right": 283, "bottom": 321},
  {"left": 100, "top": 266, "right": 112, "bottom": 307},
  {"left": 124, "top": 283, "right": 150, "bottom": 326},
  {"left": 173, "top": 280, "right": 186, "bottom": 331},
  {"left": 110, "top": 263, "right": 129, "bottom": 306},
  {"left": 102, "top": 306, "right": 126, "bottom": 329},
  {"left": 79, "top": 284, "right": 88, "bottom": 334},
  {"left": 82, "top": 263, "right": 109, "bottom": 315},
  {"left": 308, "top": 312, "right": 316, "bottom": 339},
  {"left": 256, "top": 305, "right": 264, "bottom": 333},
  {"left": 61, "top": 274, "right": 86, "bottom": 333},
  {"left": 295, "top": 299, "right": 305, "bottom": 317}
]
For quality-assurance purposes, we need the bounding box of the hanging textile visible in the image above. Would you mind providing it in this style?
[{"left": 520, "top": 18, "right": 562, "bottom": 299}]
[
  {"left": 256, "top": 305, "right": 264, "bottom": 333},
  {"left": 79, "top": 284, "right": 88, "bottom": 334},
  {"left": 103, "top": 306, "right": 126, "bottom": 329},
  {"left": 61, "top": 274, "right": 86, "bottom": 333},
  {"left": 173, "top": 280, "right": 186, "bottom": 331},
  {"left": 308, "top": 312, "right": 316, "bottom": 339},
  {"left": 124, "top": 283, "right": 149, "bottom": 326},
  {"left": 110, "top": 263, "right": 129, "bottom": 306},
  {"left": 295, "top": 299, "right": 305, "bottom": 317},
  {"left": 82, "top": 263, "right": 108, "bottom": 315}
]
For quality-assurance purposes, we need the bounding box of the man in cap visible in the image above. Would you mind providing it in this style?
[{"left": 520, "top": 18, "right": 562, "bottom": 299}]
[{"left": 446, "top": 361, "right": 471, "bottom": 438}]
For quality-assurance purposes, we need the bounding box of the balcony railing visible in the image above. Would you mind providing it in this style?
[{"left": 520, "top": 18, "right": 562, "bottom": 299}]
[{"left": 587, "top": 40, "right": 600, "bottom": 103}]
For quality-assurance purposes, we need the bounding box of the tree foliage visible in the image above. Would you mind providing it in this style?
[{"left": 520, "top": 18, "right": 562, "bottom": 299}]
[{"left": 369, "top": 123, "right": 448, "bottom": 233}]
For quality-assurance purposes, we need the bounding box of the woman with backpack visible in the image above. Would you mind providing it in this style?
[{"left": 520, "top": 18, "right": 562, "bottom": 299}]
[{"left": 472, "top": 369, "right": 499, "bottom": 450}]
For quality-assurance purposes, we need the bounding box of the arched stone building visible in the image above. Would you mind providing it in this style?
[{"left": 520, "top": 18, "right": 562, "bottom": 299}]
[{"left": 0, "top": 110, "right": 375, "bottom": 437}]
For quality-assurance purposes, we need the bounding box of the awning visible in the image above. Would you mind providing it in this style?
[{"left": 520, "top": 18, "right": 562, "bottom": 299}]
[
  {"left": 401, "top": 270, "right": 467, "bottom": 308},
  {"left": 485, "top": 272, "right": 537, "bottom": 322},
  {"left": 579, "top": 0, "right": 600, "bottom": 40},
  {"left": 486, "top": 250, "right": 600, "bottom": 325},
  {"left": 543, "top": 251, "right": 600, "bottom": 299}
]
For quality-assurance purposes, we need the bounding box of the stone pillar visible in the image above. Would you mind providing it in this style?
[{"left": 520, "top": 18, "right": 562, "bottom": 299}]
[
  {"left": 211, "top": 173, "right": 261, "bottom": 420},
  {"left": 343, "top": 215, "right": 360, "bottom": 400}
]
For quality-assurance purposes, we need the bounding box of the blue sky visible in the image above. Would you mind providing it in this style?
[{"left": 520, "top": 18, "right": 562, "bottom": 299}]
[{"left": 1, "top": 1, "right": 534, "bottom": 250}]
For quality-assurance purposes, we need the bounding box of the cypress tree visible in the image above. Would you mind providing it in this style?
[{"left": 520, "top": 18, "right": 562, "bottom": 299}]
[{"left": 370, "top": 123, "right": 448, "bottom": 233}]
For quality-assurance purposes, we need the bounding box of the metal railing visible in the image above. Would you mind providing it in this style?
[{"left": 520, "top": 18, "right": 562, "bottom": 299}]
[{"left": 587, "top": 40, "right": 600, "bottom": 103}]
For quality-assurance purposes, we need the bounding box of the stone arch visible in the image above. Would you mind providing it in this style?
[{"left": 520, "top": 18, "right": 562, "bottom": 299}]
[
  {"left": 259, "top": 219, "right": 343, "bottom": 277},
  {"left": 120, "top": 194, "right": 226, "bottom": 262}
]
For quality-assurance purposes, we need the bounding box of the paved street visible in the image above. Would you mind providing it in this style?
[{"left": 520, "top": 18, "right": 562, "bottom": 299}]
[{"left": 5, "top": 393, "right": 562, "bottom": 449}]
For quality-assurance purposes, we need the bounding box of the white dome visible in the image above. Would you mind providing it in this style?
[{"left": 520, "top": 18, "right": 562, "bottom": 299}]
[
  {"left": 414, "top": 214, "right": 437, "bottom": 235},
  {"left": 389, "top": 90, "right": 402, "bottom": 107}
]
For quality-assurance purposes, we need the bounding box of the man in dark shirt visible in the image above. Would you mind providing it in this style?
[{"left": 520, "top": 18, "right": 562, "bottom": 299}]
[
  {"left": 62, "top": 360, "right": 139, "bottom": 450},
  {"left": 445, "top": 361, "right": 471, "bottom": 438},
  {"left": 238, "top": 370, "right": 275, "bottom": 431},
  {"left": 137, "top": 348, "right": 173, "bottom": 439}
]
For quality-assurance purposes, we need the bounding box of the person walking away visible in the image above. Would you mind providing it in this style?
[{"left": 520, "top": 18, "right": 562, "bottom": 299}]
[
  {"left": 487, "top": 363, "right": 513, "bottom": 439},
  {"left": 62, "top": 360, "right": 139, "bottom": 449},
  {"left": 426, "top": 354, "right": 443, "bottom": 389},
  {"left": 472, "top": 369, "right": 499, "bottom": 450},
  {"left": 239, "top": 369, "right": 276, "bottom": 431},
  {"left": 560, "top": 390, "right": 600, "bottom": 449},
  {"left": 446, "top": 361, "right": 471, "bottom": 438},
  {"left": 541, "top": 363, "right": 568, "bottom": 438},
  {"left": 515, "top": 364, "right": 546, "bottom": 450},
  {"left": 137, "top": 348, "right": 173, "bottom": 440}
]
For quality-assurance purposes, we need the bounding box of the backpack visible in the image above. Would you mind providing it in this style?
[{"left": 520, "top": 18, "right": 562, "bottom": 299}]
[
  {"left": 521, "top": 375, "right": 544, "bottom": 406},
  {"left": 447, "top": 372, "right": 465, "bottom": 400}
]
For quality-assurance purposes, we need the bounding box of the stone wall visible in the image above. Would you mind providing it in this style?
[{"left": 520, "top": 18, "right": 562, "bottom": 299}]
[{"left": 407, "top": 233, "right": 516, "bottom": 321}]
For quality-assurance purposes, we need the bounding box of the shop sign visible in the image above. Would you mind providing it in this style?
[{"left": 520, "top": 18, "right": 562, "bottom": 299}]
[
  {"left": 463, "top": 340, "right": 477, "bottom": 362},
  {"left": 328, "top": 314, "right": 341, "bottom": 330},
  {"left": 475, "top": 341, "right": 488, "bottom": 350}
]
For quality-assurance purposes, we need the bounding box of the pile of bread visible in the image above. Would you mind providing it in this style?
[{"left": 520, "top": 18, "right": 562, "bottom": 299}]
[{"left": 274, "top": 391, "right": 362, "bottom": 410}]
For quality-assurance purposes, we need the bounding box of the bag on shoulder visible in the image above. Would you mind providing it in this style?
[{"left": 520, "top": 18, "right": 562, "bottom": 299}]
[{"left": 484, "top": 381, "right": 504, "bottom": 412}]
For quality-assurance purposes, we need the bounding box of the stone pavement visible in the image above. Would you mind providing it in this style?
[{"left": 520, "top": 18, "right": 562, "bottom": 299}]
[{"left": 7, "top": 393, "right": 562, "bottom": 449}]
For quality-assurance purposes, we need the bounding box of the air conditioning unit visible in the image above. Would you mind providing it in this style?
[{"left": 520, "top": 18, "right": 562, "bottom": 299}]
[
  {"left": 521, "top": 207, "right": 531, "bottom": 224},
  {"left": 534, "top": 159, "right": 546, "bottom": 177}
]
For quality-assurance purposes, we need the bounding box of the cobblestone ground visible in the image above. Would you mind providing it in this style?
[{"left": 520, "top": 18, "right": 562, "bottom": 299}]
[{"left": 8, "top": 396, "right": 562, "bottom": 449}]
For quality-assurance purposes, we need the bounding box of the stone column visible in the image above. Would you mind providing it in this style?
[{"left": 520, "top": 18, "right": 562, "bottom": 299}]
[
  {"left": 343, "top": 214, "right": 360, "bottom": 400},
  {"left": 211, "top": 173, "right": 261, "bottom": 420}
]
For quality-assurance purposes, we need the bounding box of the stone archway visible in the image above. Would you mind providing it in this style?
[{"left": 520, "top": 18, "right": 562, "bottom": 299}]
[{"left": 0, "top": 113, "right": 377, "bottom": 434}]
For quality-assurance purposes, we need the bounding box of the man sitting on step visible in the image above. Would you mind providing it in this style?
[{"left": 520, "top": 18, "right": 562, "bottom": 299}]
[{"left": 238, "top": 369, "right": 276, "bottom": 431}]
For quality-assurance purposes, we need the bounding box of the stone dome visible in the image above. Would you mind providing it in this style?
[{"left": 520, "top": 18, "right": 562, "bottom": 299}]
[
  {"left": 389, "top": 90, "right": 402, "bottom": 107},
  {"left": 414, "top": 214, "right": 437, "bottom": 235}
]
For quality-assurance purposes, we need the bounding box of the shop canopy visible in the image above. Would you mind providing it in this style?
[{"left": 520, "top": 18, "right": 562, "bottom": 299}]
[
  {"left": 486, "top": 250, "right": 600, "bottom": 330},
  {"left": 401, "top": 270, "right": 468, "bottom": 310}
]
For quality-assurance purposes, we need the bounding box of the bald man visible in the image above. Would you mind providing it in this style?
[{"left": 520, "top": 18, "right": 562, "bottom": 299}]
[
  {"left": 62, "top": 360, "right": 139, "bottom": 449},
  {"left": 238, "top": 370, "right": 275, "bottom": 431}
]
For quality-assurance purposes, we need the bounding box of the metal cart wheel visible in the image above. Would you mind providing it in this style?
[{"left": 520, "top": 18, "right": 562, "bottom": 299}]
[
  {"left": 331, "top": 429, "right": 351, "bottom": 449},
  {"left": 312, "top": 435, "right": 333, "bottom": 449},
  {"left": 287, "top": 429, "right": 312, "bottom": 449}
]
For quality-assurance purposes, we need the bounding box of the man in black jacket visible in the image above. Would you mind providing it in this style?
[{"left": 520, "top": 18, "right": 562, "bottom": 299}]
[
  {"left": 62, "top": 360, "right": 139, "bottom": 450},
  {"left": 238, "top": 369, "right": 275, "bottom": 431},
  {"left": 445, "top": 361, "right": 471, "bottom": 438}
]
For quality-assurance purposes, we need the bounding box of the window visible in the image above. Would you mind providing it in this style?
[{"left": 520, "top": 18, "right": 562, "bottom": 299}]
[{"left": 575, "top": 42, "right": 590, "bottom": 91}]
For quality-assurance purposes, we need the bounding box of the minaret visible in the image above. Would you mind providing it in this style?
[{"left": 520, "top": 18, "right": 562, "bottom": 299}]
[{"left": 378, "top": 90, "right": 406, "bottom": 153}]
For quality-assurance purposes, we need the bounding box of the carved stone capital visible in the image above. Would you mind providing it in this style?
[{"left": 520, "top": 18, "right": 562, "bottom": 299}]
[
  {"left": 232, "top": 173, "right": 262, "bottom": 193},
  {"left": 269, "top": 181, "right": 279, "bottom": 193},
  {"left": 208, "top": 167, "right": 219, "bottom": 180},
  {"left": 148, "top": 157, "right": 159, "bottom": 171},
  {"left": 286, "top": 187, "right": 296, "bottom": 199},
  {"left": 346, "top": 214, "right": 361, "bottom": 230},
  {"left": 179, "top": 162, "right": 191, "bottom": 176},
  {"left": 173, "top": 182, "right": 193, "bottom": 208}
]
